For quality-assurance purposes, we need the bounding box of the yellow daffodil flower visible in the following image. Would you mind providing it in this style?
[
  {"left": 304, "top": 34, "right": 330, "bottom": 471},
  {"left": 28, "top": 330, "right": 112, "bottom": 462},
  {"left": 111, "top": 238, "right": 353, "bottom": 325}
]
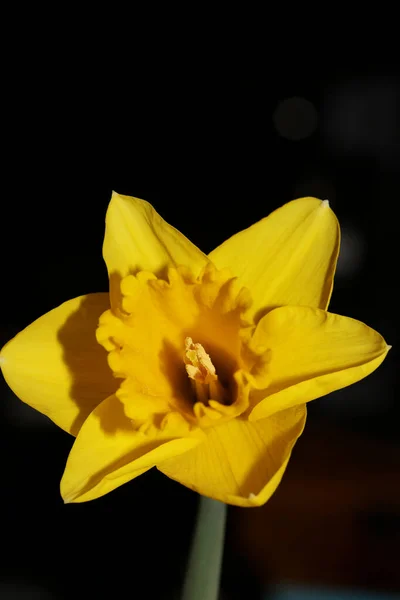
[{"left": 0, "top": 193, "right": 390, "bottom": 506}]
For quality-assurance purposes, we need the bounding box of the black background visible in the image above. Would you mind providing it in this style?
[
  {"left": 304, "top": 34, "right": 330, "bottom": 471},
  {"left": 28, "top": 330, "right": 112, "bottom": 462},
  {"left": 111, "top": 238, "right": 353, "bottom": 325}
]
[{"left": 1, "top": 55, "right": 399, "bottom": 599}]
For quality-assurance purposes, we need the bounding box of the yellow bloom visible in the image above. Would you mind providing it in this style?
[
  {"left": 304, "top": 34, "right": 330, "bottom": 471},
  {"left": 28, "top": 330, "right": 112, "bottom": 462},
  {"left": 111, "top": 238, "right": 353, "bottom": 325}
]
[{"left": 0, "top": 193, "right": 390, "bottom": 507}]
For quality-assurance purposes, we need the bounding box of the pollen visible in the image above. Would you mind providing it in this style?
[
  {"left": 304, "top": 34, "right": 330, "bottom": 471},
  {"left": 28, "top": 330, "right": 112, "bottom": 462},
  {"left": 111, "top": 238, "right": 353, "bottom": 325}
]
[
  {"left": 184, "top": 337, "right": 228, "bottom": 405},
  {"left": 184, "top": 337, "right": 217, "bottom": 384}
]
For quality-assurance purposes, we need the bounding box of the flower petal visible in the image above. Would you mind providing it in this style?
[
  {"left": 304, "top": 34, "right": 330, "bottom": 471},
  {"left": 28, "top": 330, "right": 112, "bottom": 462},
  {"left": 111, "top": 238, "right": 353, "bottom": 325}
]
[
  {"left": 157, "top": 405, "right": 306, "bottom": 507},
  {"left": 103, "top": 192, "right": 209, "bottom": 307},
  {"left": 61, "top": 394, "right": 202, "bottom": 503},
  {"left": 0, "top": 294, "right": 117, "bottom": 436},
  {"left": 249, "top": 306, "right": 390, "bottom": 421},
  {"left": 208, "top": 198, "right": 339, "bottom": 317}
]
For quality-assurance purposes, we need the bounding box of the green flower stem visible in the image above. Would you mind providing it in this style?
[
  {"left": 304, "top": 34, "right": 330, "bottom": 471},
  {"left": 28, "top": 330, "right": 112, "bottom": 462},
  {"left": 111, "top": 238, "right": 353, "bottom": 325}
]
[{"left": 181, "top": 495, "right": 227, "bottom": 600}]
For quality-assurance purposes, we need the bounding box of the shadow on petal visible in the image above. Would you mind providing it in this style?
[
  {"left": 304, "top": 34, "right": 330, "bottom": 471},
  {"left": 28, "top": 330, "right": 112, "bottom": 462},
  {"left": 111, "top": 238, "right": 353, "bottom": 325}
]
[
  {"left": 108, "top": 267, "right": 173, "bottom": 311},
  {"left": 108, "top": 271, "right": 123, "bottom": 311},
  {"left": 56, "top": 294, "right": 119, "bottom": 435}
]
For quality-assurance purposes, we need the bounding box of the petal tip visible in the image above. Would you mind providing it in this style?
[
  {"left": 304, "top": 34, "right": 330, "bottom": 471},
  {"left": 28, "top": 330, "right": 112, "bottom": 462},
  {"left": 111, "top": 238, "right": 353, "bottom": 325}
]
[
  {"left": 61, "top": 479, "right": 77, "bottom": 504},
  {"left": 109, "top": 190, "right": 134, "bottom": 206},
  {"left": 62, "top": 489, "right": 77, "bottom": 504}
]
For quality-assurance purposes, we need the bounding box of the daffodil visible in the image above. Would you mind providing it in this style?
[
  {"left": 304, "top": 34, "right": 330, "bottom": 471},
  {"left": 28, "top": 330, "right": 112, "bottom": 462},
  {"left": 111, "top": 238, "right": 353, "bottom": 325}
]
[{"left": 0, "top": 193, "right": 390, "bottom": 507}]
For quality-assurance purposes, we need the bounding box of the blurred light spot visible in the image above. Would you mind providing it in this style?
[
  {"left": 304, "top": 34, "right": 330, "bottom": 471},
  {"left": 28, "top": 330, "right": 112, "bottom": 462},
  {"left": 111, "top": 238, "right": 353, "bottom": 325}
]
[
  {"left": 322, "top": 77, "right": 400, "bottom": 167},
  {"left": 336, "top": 225, "right": 365, "bottom": 279},
  {"left": 273, "top": 97, "right": 318, "bottom": 140}
]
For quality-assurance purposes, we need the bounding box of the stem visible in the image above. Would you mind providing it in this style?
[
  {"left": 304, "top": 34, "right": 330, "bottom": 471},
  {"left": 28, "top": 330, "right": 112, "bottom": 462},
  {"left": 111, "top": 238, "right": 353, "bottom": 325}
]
[{"left": 181, "top": 495, "right": 227, "bottom": 600}]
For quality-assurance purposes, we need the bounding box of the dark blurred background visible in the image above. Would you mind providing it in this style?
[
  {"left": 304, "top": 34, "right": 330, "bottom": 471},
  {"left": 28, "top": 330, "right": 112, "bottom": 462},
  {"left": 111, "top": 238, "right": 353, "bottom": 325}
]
[{"left": 1, "top": 57, "right": 399, "bottom": 599}]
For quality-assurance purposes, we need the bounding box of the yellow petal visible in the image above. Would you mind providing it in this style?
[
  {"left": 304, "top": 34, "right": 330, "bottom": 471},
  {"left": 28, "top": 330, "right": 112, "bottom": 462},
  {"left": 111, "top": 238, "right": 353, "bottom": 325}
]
[
  {"left": 157, "top": 405, "right": 306, "bottom": 507},
  {"left": 249, "top": 306, "right": 390, "bottom": 421},
  {"left": 209, "top": 197, "right": 339, "bottom": 317},
  {"left": 0, "top": 294, "right": 117, "bottom": 436},
  {"left": 61, "top": 394, "right": 202, "bottom": 503},
  {"left": 103, "top": 192, "right": 209, "bottom": 307}
]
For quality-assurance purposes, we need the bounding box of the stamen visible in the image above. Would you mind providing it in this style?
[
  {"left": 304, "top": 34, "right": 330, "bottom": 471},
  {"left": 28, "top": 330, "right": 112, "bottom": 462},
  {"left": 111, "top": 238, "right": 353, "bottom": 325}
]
[
  {"left": 184, "top": 337, "right": 228, "bottom": 404},
  {"left": 185, "top": 337, "right": 217, "bottom": 383}
]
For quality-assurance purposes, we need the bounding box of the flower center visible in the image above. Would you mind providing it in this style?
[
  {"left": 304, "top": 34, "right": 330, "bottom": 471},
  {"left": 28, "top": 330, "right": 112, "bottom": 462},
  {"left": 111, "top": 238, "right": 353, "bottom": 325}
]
[
  {"left": 184, "top": 337, "right": 229, "bottom": 405},
  {"left": 96, "top": 265, "right": 261, "bottom": 432}
]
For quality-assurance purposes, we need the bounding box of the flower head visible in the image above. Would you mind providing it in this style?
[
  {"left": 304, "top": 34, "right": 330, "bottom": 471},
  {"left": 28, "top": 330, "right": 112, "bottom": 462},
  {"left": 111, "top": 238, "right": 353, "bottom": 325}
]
[{"left": 0, "top": 193, "right": 390, "bottom": 506}]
